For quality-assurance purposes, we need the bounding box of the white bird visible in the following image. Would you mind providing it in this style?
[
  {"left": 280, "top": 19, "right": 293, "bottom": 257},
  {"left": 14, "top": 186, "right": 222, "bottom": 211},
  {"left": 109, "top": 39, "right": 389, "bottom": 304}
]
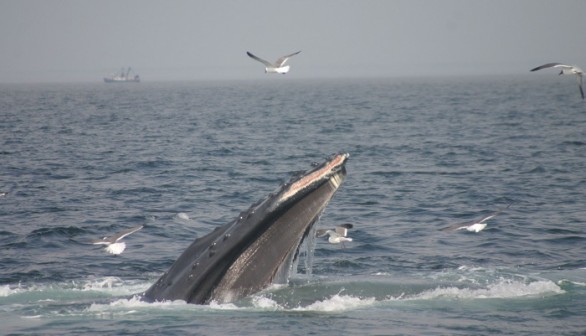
[
  {"left": 92, "top": 225, "right": 143, "bottom": 255},
  {"left": 246, "top": 50, "right": 301, "bottom": 74},
  {"left": 441, "top": 203, "right": 512, "bottom": 233},
  {"left": 530, "top": 63, "right": 584, "bottom": 99},
  {"left": 316, "top": 224, "right": 353, "bottom": 246}
]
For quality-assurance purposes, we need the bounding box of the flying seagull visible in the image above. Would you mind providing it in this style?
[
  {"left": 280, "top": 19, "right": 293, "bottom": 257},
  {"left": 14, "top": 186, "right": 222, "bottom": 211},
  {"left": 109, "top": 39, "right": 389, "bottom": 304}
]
[
  {"left": 246, "top": 50, "right": 301, "bottom": 74},
  {"left": 92, "top": 225, "right": 143, "bottom": 255},
  {"left": 530, "top": 63, "right": 584, "bottom": 99},
  {"left": 441, "top": 203, "right": 512, "bottom": 233},
  {"left": 316, "top": 223, "right": 353, "bottom": 247}
]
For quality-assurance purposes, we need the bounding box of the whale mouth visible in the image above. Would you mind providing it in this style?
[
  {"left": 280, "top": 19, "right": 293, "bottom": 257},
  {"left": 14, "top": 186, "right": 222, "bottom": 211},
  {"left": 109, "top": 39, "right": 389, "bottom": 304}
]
[{"left": 142, "top": 153, "right": 349, "bottom": 304}]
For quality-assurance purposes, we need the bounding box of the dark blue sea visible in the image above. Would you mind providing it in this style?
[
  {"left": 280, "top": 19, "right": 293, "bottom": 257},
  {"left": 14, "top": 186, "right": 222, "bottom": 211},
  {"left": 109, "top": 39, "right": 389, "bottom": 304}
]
[{"left": 1, "top": 76, "right": 585, "bottom": 335}]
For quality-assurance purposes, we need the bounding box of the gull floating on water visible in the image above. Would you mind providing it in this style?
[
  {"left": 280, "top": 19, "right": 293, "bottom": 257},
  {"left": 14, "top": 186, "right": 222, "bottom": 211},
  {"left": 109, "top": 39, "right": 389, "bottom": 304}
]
[
  {"left": 246, "top": 50, "right": 301, "bottom": 74},
  {"left": 441, "top": 203, "right": 512, "bottom": 233},
  {"left": 174, "top": 212, "right": 193, "bottom": 223},
  {"left": 92, "top": 225, "right": 143, "bottom": 255},
  {"left": 530, "top": 63, "right": 584, "bottom": 99},
  {"left": 316, "top": 224, "right": 353, "bottom": 247}
]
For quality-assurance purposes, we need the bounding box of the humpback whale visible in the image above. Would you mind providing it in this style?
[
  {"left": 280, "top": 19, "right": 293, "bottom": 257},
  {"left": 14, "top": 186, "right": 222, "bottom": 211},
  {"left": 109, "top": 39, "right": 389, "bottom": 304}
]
[{"left": 142, "top": 153, "right": 349, "bottom": 304}]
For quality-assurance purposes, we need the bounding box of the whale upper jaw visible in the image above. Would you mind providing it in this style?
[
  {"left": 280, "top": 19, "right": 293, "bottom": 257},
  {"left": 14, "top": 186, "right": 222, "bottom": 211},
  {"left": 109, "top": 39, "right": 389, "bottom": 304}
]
[{"left": 142, "top": 153, "right": 349, "bottom": 304}]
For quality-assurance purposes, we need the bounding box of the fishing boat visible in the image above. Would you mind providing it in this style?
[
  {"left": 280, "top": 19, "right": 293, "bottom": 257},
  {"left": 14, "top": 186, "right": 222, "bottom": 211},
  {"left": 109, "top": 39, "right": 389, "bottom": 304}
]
[{"left": 104, "top": 67, "right": 140, "bottom": 83}]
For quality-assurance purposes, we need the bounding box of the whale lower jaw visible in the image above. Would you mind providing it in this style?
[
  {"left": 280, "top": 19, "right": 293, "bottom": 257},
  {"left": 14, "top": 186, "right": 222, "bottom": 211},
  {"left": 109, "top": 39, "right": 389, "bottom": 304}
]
[
  {"left": 142, "top": 153, "right": 349, "bottom": 304},
  {"left": 210, "top": 172, "right": 344, "bottom": 303}
]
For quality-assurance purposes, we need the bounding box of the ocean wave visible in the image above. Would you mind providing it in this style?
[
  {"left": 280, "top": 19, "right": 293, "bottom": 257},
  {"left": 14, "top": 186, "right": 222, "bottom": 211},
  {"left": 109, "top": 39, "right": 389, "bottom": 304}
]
[
  {"left": 0, "top": 284, "right": 24, "bottom": 297},
  {"left": 0, "top": 276, "right": 152, "bottom": 301},
  {"left": 410, "top": 279, "right": 563, "bottom": 300},
  {"left": 291, "top": 294, "right": 376, "bottom": 312},
  {"left": 87, "top": 295, "right": 192, "bottom": 315}
]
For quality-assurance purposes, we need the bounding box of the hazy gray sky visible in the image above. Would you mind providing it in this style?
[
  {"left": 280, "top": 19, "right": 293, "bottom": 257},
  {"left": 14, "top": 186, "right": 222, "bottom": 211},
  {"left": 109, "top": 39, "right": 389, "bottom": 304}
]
[{"left": 1, "top": 0, "right": 585, "bottom": 83}]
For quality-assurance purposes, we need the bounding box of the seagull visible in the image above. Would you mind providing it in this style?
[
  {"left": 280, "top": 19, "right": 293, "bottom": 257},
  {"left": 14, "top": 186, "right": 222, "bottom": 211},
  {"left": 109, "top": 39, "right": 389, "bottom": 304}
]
[
  {"left": 92, "top": 225, "right": 143, "bottom": 255},
  {"left": 246, "top": 50, "right": 301, "bottom": 74},
  {"left": 441, "top": 203, "right": 512, "bottom": 233},
  {"left": 0, "top": 192, "right": 7, "bottom": 197},
  {"left": 530, "top": 63, "right": 584, "bottom": 99},
  {"left": 316, "top": 224, "right": 353, "bottom": 247}
]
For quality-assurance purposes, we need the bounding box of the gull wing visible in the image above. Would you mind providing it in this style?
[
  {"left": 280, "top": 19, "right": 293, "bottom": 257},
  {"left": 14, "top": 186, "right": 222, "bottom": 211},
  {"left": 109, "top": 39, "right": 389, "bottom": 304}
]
[
  {"left": 246, "top": 51, "right": 274, "bottom": 67},
  {"left": 334, "top": 223, "right": 353, "bottom": 237},
  {"left": 530, "top": 63, "right": 564, "bottom": 72},
  {"left": 476, "top": 202, "right": 513, "bottom": 224},
  {"left": 476, "top": 212, "right": 498, "bottom": 224},
  {"left": 334, "top": 227, "right": 348, "bottom": 237},
  {"left": 441, "top": 203, "right": 512, "bottom": 231},
  {"left": 315, "top": 229, "right": 329, "bottom": 238},
  {"left": 441, "top": 217, "right": 487, "bottom": 232},
  {"left": 440, "top": 222, "right": 469, "bottom": 232},
  {"left": 577, "top": 74, "right": 584, "bottom": 99},
  {"left": 275, "top": 51, "right": 301, "bottom": 67},
  {"left": 112, "top": 225, "right": 144, "bottom": 242},
  {"left": 93, "top": 225, "right": 143, "bottom": 244}
]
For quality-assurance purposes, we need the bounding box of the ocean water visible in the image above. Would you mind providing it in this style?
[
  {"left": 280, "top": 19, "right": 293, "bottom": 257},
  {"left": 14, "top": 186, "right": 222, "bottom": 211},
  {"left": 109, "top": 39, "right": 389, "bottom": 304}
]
[{"left": 1, "top": 76, "right": 585, "bottom": 335}]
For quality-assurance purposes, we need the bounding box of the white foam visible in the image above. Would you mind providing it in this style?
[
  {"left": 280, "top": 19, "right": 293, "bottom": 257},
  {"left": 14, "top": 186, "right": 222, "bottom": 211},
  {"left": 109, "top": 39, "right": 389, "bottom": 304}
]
[
  {"left": 251, "top": 296, "right": 282, "bottom": 310},
  {"left": 87, "top": 295, "right": 189, "bottom": 313},
  {"left": 372, "top": 272, "right": 392, "bottom": 276},
  {"left": 207, "top": 293, "right": 378, "bottom": 312},
  {"left": 0, "top": 284, "right": 23, "bottom": 297},
  {"left": 293, "top": 294, "right": 376, "bottom": 312},
  {"left": 412, "top": 279, "right": 563, "bottom": 301},
  {"left": 174, "top": 212, "right": 193, "bottom": 223},
  {"left": 79, "top": 277, "right": 151, "bottom": 295},
  {"left": 0, "top": 277, "right": 152, "bottom": 301},
  {"left": 208, "top": 301, "right": 241, "bottom": 310},
  {"left": 557, "top": 279, "right": 586, "bottom": 287}
]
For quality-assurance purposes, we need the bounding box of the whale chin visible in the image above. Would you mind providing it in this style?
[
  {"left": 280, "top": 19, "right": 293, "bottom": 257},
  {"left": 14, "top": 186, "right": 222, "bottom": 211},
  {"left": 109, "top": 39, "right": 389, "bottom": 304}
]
[{"left": 142, "top": 153, "right": 349, "bottom": 304}]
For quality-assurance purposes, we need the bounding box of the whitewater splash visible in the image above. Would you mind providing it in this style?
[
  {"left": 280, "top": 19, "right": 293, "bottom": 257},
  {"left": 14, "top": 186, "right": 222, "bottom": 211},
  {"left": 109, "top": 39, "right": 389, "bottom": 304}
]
[
  {"left": 410, "top": 279, "right": 564, "bottom": 300},
  {"left": 174, "top": 213, "right": 192, "bottom": 222},
  {"left": 0, "top": 269, "right": 567, "bottom": 319},
  {"left": 0, "top": 277, "right": 152, "bottom": 301}
]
